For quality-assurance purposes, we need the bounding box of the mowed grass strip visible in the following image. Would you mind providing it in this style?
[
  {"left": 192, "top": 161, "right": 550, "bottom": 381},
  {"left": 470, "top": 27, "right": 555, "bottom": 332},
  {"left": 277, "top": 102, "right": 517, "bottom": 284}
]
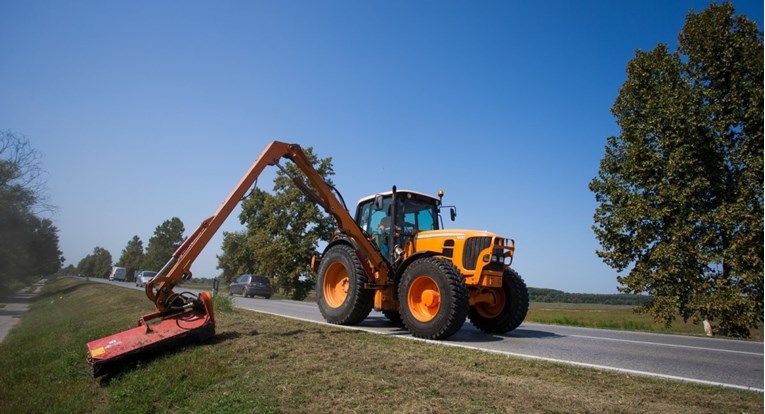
[{"left": 0, "top": 278, "right": 761, "bottom": 414}]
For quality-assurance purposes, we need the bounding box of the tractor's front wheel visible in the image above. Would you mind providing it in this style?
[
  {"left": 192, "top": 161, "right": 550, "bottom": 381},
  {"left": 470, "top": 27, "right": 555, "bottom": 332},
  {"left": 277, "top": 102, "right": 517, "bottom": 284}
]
[
  {"left": 468, "top": 268, "right": 529, "bottom": 334},
  {"left": 398, "top": 257, "right": 468, "bottom": 339},
  {"left": 316, "top": 244, "right": 373, "bottom": 325}
]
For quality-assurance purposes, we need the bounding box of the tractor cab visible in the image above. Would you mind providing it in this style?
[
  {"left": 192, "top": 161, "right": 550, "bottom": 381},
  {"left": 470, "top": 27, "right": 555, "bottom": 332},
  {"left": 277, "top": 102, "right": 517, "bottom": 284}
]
[{"left": 355, "top": 189, "right": 454, "bottom": 263}]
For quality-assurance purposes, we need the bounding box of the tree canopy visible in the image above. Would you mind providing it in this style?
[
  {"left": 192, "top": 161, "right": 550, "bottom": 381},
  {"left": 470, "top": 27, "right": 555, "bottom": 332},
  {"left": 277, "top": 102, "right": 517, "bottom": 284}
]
[
  {"left": 142, "top": 217, "right": 185, "bottom": 271},
  {"left": 0, "top": 130, "right": 63, "bottom": 293},
  {"left": 116, "top": 235, "right": 145, "bottom": 281},
  {"left": 77, "top": 246, "right": 113, "bottom": 278},
  {"left": 217, "top": 147, "right": 336, "bottom": 300},
  {"left": 589, "top": 3, "right": 763, "bottom": 337}
]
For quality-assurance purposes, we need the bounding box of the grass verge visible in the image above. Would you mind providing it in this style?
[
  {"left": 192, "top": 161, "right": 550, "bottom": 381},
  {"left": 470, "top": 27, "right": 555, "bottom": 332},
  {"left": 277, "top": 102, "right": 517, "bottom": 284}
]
[{"left": 0, "top": 278, "right": 761, "bottom": 413}]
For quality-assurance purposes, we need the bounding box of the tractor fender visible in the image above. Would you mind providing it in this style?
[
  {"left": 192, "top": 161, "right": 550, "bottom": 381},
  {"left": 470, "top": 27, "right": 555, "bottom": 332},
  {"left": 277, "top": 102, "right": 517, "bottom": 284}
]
[
  {"left": 314, "top": 237, "right": 355, "bottom": 271},
  {"left": 321, "top": 235, "right": 358, "bottom": 256},
  {"left": 315, "top": 236, "right": 377, "bottom": 283}
]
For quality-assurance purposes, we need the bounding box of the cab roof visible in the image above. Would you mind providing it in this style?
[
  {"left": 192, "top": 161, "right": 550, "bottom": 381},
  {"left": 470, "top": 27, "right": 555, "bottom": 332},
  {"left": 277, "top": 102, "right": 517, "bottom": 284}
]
[{"left": 356, "top": 190, "right": 439, "bottom": 206}]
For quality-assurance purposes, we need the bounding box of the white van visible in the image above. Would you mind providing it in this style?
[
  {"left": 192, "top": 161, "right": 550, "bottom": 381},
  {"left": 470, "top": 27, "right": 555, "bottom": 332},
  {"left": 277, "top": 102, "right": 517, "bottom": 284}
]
[{"left": 109, "top": 266, "right": 127, "bottom": 281}]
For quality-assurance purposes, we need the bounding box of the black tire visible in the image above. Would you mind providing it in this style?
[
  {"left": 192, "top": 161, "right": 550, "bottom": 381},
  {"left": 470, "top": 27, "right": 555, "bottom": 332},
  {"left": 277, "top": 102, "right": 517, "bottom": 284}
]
[
  {"left": 316, "top": 244, "right": 374, "bottom": 325},
  {"left": 398, "top": 257, "right": 468, "bottom": 339},
  {"left": 468, "top": 268, "right": 529, "bottom": 334}
]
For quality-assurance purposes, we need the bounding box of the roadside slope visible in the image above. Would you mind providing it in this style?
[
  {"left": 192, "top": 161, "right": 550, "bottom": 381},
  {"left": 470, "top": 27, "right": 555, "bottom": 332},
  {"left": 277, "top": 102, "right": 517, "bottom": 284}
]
[{"left": 0, "top": 278, "right": 761, "bottom": 413}]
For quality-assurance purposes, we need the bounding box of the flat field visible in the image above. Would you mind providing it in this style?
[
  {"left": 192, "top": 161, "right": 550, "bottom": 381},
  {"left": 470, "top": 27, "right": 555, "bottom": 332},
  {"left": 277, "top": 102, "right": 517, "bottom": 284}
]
[{"left": 526, "top": 302, "right": 763, "bottom": 340}]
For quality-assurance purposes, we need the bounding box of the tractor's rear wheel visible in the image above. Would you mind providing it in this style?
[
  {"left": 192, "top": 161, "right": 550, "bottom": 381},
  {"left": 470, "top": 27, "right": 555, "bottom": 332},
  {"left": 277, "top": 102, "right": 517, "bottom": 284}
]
[
  {"left": 468, "top": 268, "right": 529, "bottom": 334},
  {"left": 399, "top": 257, "right": 468, "bottom": 339},
  {"left": 316, "top": 244, "right": 373, "bottom": 325}
]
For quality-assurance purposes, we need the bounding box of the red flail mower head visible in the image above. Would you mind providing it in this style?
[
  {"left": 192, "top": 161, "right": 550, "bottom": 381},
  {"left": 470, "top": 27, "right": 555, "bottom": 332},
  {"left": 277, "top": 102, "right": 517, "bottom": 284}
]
[{"left": 86, "top": 291, "right": 215, "bottom": 377}]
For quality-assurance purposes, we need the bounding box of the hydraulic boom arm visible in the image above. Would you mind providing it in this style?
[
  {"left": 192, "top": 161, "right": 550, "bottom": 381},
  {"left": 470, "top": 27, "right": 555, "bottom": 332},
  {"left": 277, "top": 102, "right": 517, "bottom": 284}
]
[
  {"left": 146, "top": 141, "right": 389, "bottom": 311},
  {"left": 88, "top": 141, "right": 389, "bottom": 377}
]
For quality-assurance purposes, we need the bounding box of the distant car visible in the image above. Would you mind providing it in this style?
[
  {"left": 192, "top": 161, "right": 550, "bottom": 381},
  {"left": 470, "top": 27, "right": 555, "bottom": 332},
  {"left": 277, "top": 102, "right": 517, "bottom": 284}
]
[
  {"left": 229, "top": 274, "right": 272, "bottom": 299},
  {"left": 109, "top": 266, "right": 127, "bottom": 281},
  {"left": 135, "top": 270, "right": 158, "bottom": 287}
]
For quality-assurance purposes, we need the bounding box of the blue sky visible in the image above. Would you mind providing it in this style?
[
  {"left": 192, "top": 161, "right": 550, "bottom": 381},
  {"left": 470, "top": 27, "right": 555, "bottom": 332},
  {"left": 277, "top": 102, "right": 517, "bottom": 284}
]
[{"left": 1, "top": 1, "right": 761, "bottom": 293}]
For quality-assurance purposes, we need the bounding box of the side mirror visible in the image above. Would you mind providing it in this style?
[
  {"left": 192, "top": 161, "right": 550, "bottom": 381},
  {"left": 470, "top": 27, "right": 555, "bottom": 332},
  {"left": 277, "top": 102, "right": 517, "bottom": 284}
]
[
  {"left": 374, "top": 195, "right": 384, "bottom": 211},
  {"left": 450, "top": 208, "right": 456, "bottom": 221}
]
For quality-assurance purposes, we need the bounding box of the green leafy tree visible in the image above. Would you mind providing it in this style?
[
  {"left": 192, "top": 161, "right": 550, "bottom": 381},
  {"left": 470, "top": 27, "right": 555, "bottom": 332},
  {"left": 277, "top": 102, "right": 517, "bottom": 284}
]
[
  {"left": 27, "top": 217, "right": 64, "bottom": 275},
  {"left": 217, "top": 147, "right": 336, "bottom": 300},
  {"left": 0, "top": 192, "right": 35, "bottom": 286},
  {"left": 116, "top": 235, "right": 144, "bottom": 281},
  {"left": 217, "top": 231, "right": 253, "bottom": 281},
  {"left": 590, "top": 3, "right": 763, "bottom": 337},
  {"left": 142, "top": 217, "right": 185, "bottom": 271},
  {"left": 77, "top": 247, "right": 113, "bottom": 278},
  {"left": 0, "top": 133, "right": 39, "bottom": 287},
  {"left": 0, "top": 131, "right": 63, "bottom": 291}
]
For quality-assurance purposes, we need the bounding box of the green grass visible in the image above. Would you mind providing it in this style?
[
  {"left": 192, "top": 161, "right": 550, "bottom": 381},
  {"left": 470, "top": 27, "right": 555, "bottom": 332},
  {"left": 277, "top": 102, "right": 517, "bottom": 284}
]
[
  {"left": 213, "top": 291, "right": 236, "bottom": 312},
  {"left": 0, "top": 278, "right": 762, "bottom": 413},
  {"left": 526, "top": 302, "right": 764, "bottom": 340},
  {"left": 0, "top": 279, "right": 28, "bottom": 299}
]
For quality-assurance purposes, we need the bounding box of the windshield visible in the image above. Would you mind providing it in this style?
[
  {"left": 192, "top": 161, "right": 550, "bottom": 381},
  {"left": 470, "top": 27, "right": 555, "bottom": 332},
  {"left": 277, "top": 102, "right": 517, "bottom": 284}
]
[
  {"left": 399, "top": 198, "right": 438, "bottom": 232},
  {"left": 356, "top": 192, "right": 439, "bottom": 234}
]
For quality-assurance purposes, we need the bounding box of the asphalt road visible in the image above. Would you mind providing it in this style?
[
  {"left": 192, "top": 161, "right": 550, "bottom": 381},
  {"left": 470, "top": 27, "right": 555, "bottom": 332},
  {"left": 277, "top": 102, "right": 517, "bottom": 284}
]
[{"left": 95, "top": 279, "right": 764, "bottom": 392}]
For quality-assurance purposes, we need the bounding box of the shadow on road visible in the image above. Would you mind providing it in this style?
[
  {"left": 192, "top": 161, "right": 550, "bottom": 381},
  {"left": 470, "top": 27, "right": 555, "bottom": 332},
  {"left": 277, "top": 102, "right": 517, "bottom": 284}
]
[
  {"left": 509, "top": 328, "right": 562, "bottom": 339},
  {"left": 356, "top": 316, "right": 564, "bottom": 343},
  {"left": 0, "top": 308, "right": 27, "bottom": 317},
  {"left": 0, "top": 292, "right": 38, "bottom": 304},
  {"left": 442, "top": 326, "right": 563, "bottom": 344}
]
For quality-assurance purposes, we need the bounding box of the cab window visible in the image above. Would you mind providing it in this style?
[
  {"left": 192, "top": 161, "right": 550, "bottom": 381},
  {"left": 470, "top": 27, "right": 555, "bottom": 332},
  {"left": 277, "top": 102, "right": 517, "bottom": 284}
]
[
  {"left": 400, "top": 198, "right": 438, "bottom": 232},
  {"left": 357, "top": 197, "right": 392, "bottom": 234}
]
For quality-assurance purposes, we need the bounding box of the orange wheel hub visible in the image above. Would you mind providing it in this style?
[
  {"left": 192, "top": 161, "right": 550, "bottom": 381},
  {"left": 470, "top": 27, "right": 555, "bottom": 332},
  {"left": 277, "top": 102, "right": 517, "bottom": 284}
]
[
  {"left": 474, "top": 289, "right": 506, "bottom": 319},
  {"left": 408, "top": 276, "right": 441, "bottom": 322},
  {"left": 323, "top": 262, "right": 349, "bottom": 308}
]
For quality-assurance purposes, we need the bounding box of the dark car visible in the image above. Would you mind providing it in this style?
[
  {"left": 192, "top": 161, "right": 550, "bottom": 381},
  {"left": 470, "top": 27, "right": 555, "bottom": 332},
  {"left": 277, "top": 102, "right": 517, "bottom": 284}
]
[{"left": 229, "top": 274, "right": 273, "bottom": 299}]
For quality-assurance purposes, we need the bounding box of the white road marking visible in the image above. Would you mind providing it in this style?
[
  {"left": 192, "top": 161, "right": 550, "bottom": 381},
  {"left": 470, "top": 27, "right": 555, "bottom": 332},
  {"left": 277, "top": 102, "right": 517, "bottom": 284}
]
[{"left": 569, "top": 334, "right": 763, "bottom": 356}]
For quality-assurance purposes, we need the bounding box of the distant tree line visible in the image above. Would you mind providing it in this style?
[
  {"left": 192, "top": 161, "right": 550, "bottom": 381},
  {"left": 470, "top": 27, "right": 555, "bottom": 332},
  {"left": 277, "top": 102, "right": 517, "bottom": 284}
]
[
  {"left": 75, "top": 218, "right": 185, "bottom": 281},
  {"left": 528, "top": 288, "right": 652, "bottom": 306},
  {"left": 0, "top": 131, "right": 64, "bottom": 296}
]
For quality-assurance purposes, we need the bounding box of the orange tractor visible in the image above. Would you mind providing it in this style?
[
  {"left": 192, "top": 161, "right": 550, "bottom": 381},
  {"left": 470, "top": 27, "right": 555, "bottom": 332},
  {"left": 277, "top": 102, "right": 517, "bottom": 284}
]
[{"left": 86, "top": 142, "right": 528, "bottom": 376}]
